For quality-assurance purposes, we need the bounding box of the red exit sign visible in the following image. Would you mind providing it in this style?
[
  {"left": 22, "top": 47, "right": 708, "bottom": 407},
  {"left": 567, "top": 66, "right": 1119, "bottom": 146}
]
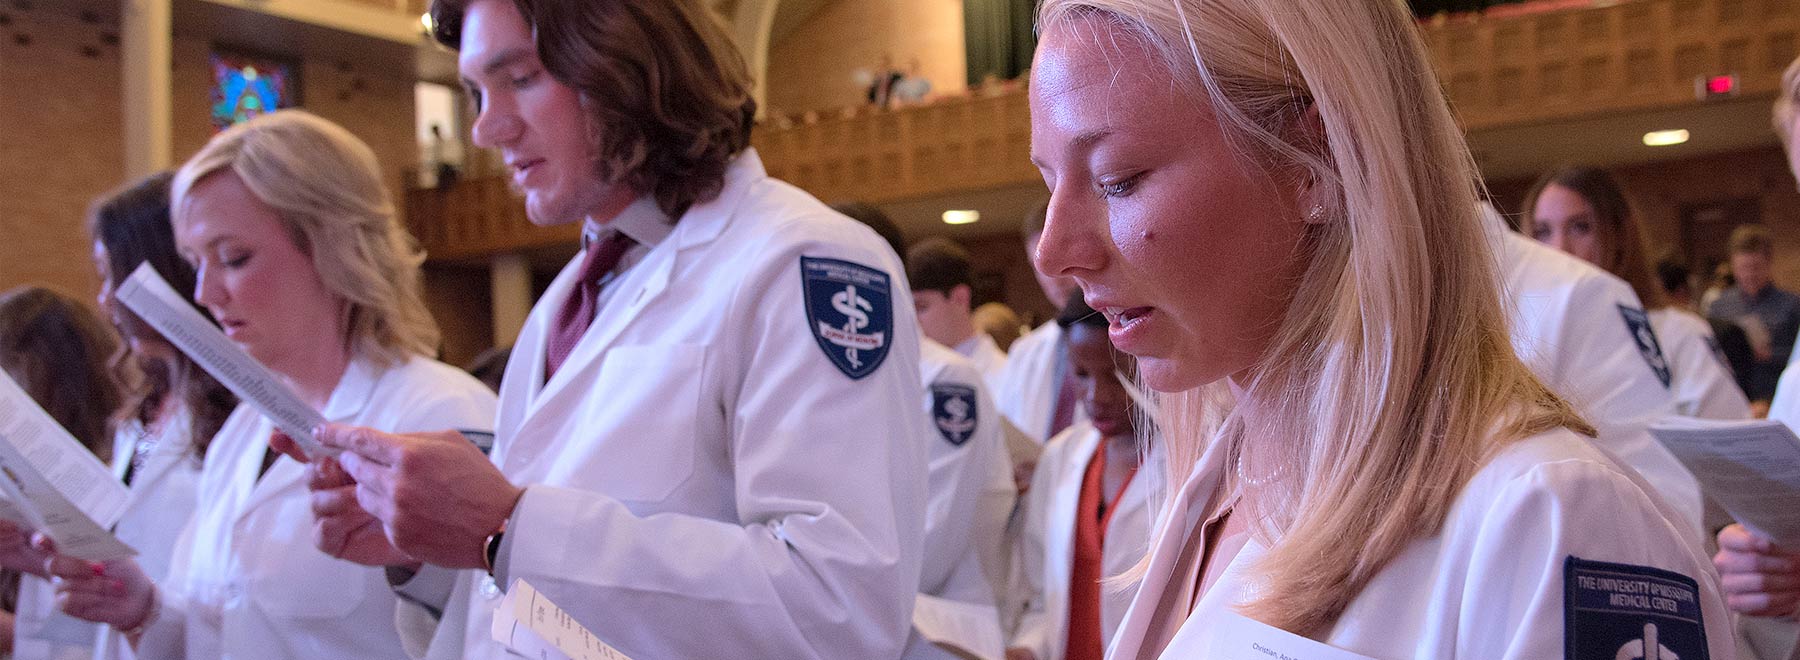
[{"left": 1696, "top": 74, "right": 1739, "bottom": 100}]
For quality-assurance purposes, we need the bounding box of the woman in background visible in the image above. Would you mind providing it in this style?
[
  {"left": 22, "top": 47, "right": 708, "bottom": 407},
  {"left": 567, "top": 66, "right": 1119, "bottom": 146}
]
[
  {"left": 0, "top": 287, "right": 122, "bottom": 660},
  {"left": 0, "top": 173, "right": 240, "bottom": 660},
  {"left": 90, "top": 172, "right": 240, "bottom": 660},
  {"left": 1524, "top": 166, "right": 1751, "bottom": 420}
]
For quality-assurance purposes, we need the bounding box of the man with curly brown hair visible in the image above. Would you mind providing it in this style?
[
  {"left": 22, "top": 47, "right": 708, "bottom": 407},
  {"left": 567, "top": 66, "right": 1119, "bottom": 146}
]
[{"left": 288, "top": 2, "right": 931, "bottom": 658}]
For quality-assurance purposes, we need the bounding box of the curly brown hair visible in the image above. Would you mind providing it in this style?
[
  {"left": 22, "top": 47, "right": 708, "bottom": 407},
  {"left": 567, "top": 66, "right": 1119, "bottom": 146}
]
[{"left": 431, "top": 0, "right": 758, "bottom": 217}]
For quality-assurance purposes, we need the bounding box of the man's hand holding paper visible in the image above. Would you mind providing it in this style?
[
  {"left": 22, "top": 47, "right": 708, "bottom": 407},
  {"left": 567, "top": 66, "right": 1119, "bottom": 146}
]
[
  {"left": 297, "top": 424, "right": 522, "bottom": 570},
  {"left": 272, "top": 430, "right": 419, "bottom": 568}
]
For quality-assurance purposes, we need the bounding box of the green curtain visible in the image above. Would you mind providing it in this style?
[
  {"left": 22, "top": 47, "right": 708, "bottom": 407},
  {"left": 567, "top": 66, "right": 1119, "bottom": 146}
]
[{"left": 964, "top": 0, "right": 1038, "bottom": 86}]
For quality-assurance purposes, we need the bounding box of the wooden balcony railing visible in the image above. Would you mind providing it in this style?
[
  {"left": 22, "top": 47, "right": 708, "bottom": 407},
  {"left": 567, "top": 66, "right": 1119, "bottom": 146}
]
[
  {"left": 406, "top": 175, "right": 579, "bottom": 262},
  {"left": 755, "top": 88, "right": 1037, "bottom": 205},
  {"left": 1424, "top": 0, "right": 1798, "bottom": 128},
  {"left": 408, "top": 0, "right": 1800, "bottom": 261}
]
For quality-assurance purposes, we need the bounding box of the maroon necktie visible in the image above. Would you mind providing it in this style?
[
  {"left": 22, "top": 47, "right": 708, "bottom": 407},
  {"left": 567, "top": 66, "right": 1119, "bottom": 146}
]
[{"left": 545, "top": 232, "right": 635, "bottom": 379}]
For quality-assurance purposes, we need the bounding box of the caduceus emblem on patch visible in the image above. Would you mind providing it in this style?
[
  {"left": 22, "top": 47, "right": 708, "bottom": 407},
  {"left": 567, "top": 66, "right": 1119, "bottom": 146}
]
[
  {"left": 801, "top": 257, "right": 892, "bottom": 380},
  {"left": 932, "top": 383, "right": 978, "bottom": 446}
]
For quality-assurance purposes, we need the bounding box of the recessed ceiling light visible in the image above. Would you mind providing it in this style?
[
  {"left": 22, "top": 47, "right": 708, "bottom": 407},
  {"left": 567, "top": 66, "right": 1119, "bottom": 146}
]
[
  {"left": 942, "top": 210, "right": 980, "bottom": 225},
  {"left": 1643, "top": 129, "right": 1690, "bottom": 147}
]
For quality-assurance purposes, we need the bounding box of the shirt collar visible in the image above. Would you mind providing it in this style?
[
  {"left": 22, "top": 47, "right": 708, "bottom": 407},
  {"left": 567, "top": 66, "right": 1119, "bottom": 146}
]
[{"left": 582, "top": 196, "right": 675, "bottom": 249}]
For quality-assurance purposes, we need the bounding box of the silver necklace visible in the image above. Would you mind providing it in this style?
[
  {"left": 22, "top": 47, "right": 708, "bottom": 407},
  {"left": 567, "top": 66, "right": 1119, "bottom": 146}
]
[{"left": 1233, "top": 445, "right": 1289, "bottom": 488}]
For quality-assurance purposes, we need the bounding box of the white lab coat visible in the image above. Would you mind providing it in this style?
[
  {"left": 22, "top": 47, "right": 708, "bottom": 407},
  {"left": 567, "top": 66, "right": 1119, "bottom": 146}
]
[
  {"left": 958, "top": 333, "right": 1010, "bottom": 395},
  {"left": 1649, "top": 307, "right": 1753, "bottom": 420},
  {"left": 996, "top": 323, "right": 1078, "bottom": 444},
  {"left": 1770, "top": 363, "right": 1799, "bottom": 424},
  {"left": 13, "top": 411, "right": 203, "bottom": 660},
  {"left": 137, "top": 355, "right": 496, "bottom": 660},
  {"left": 903, "top": 339, "right": 1015, "bottom": 660},
  {"left": 1009, "top": 421, "right": 1153, "bottom": 660},
  {"left": 397, "top": 151, "right": 928, "bottom": 660},
  {"left": 1491, "top": 213, "right": 1701, "bottom": 538},
  {"left": 1108, "top": 429, "right": 1734, "bottom": 659}
]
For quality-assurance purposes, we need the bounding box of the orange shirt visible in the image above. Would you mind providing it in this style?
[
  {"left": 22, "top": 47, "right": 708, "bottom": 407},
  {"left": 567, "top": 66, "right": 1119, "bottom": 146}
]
[{"left": 1065, "top": 444, "right": 1138, "bottom": 660}]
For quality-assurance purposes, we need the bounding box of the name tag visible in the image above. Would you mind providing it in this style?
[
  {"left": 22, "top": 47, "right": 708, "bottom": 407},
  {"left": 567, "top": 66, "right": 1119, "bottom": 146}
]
[{"left": 1207, "top": 611, "right": 1378, "bottom": 660}]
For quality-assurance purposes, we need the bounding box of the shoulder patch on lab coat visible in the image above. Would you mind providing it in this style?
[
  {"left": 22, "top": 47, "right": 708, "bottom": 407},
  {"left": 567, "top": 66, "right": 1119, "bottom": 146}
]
[
  {"left": 800, "top": 256, "right": 893, "bottom": 380},
  {"left": 931, "top": 383, "right": 978, "bottom": 446},
  {"left": 1564, "top": 555, "right": 1709, "bottom": 660},
  {"left": 1618, "top": 305, "right": 1672, "bottom": 389}
]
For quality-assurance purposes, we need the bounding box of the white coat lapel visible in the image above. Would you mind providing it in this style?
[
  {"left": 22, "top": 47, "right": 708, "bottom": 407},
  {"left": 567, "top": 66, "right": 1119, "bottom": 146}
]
[
  {"left": 526, "top": 239, "right": 675, "bottom": 419},
  {"left": 114, "top": 410, "right": 195, "bottom": 520},
  {"left": 120, "top": 441, "right": 188, "bottom": 518},
  {"left": 513, "top": 255, "right": 586, "bottom": 424},
  {"left": 1047, "top": 426, "right": 1105, "bottom": 595},
  {"left": 111, "top": 425, "right": 134, "bottom": 482},
  {"left": 1106, "top": 438, "right": 1230, "bottom": 660}
]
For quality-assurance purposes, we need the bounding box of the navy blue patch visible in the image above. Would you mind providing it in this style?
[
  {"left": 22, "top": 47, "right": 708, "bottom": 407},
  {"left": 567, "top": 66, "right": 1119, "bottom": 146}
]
[
  {"left": 932, "top": 383, "right": 979, "bottom": 446},
  {"left": 801, "top": 257, "right": 893, "bottom": 380},
  {"left": 1565, "top": 556, "right": 1709, "bottom": 660},
  {"left": 1618, "top": 305, "right": 1672, "bottom": 389}
]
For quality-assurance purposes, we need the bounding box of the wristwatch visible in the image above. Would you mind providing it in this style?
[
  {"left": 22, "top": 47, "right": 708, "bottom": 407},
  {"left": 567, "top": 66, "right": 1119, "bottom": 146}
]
[{"left": 482, "top": 521, "right": 507, "bottom": 577}]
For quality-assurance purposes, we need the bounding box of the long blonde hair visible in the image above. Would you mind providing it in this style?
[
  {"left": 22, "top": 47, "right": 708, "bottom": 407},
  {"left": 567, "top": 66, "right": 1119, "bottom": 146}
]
[
  {"left": 1037, "top": 0, "right": 1590, "bottom": 635},
  {"left": 172, "top": 110, "right": 439, "bottom": 366}
]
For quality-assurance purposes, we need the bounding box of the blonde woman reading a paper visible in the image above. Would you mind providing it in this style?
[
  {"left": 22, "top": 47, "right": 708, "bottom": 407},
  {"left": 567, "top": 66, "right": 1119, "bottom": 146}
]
[
  {"left": 42, "top": 110, "right": 496, "bottom": 660},
  {"left": 1025, "top": 0, "right": 1732, "bottom": 657}
]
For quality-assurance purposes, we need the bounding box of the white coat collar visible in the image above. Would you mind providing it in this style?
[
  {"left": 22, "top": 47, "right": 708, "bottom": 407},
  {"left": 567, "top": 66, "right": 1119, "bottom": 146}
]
[
  {"left": 320, "top": 354, "right": 387, "bottom": 422},
  {"left": 581, "top": 196, "right": 674, "bottom": 250},
  {"left": 669, "top": 148, "right": 766, "bottom": 252}
]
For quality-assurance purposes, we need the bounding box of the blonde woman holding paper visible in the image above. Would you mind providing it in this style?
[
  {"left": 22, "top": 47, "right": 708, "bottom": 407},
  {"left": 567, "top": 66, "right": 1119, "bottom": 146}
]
[
  {"left": 45, "top": 110, "right": 496, "bottom": 660},
  {"left": 1026, "top": 0, "right": 1732, "bottom": 657}
]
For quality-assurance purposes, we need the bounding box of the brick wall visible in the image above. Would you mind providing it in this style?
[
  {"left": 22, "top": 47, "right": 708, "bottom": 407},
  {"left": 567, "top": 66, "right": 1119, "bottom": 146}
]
[
  {"left": 765, "top": 0, "right": 967, "bottom": 115},
  {"left": 0, "top": 1, "right": 417, "bottom": 306}
]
